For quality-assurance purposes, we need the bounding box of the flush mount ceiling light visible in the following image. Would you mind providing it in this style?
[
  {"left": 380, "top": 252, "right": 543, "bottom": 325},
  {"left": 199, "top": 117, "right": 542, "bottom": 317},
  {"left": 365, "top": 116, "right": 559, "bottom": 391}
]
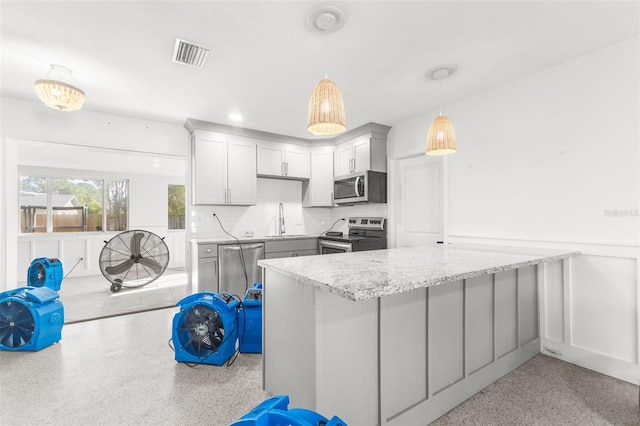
[
  {"left": 426, "top": 65, "right": 457, "bottom": 156},
  {"left": 33, "top": 64, "right": 86, "bottom": 112},
  {"left": 306, "top": 5, "right": 347, "bottom": 136}
]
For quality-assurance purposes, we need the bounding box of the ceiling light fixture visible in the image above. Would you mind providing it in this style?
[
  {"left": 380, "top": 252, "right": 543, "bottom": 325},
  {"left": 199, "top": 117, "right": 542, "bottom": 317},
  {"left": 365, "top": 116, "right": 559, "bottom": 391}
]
[
  {"left": 426, "top": 65, "right": 457, "bottom": 156},
  {"left": 306, "top": 5, "right": 346, "bottom": 136},
  {"left": 33, "top": 64, "right": 86, "bottom": 112}
]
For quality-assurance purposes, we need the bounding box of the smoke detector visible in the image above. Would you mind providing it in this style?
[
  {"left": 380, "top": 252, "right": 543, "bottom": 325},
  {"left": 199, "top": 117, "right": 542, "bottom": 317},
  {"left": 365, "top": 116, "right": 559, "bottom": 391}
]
[
  {"left": 306, "top": 5, "right": 346, "bottom": 33},
  {"left": 172, "top": 38, "right": 211, "bottom": 69}
]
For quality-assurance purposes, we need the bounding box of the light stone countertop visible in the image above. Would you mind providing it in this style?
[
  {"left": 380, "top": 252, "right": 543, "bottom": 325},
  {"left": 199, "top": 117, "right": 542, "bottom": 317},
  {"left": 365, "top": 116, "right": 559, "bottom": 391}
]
[
  {"left": 191, "top": 235, "right": 319, "bottom": 245},
  {"left": 257, "top": 244, "right": 579, "bottom": 301}
]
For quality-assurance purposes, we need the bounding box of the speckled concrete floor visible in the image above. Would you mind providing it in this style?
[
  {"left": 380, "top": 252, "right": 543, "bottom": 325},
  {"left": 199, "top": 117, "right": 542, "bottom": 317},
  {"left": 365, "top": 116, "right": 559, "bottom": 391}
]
[
  {"left": 0, "top": 307, "right": 266, "bottom": 426},
  {"left": 1, "top": 306, "right": 637, "bottom": 426},
  {"left": 431, "top": 354, "right": 639, "bottom": 426}
]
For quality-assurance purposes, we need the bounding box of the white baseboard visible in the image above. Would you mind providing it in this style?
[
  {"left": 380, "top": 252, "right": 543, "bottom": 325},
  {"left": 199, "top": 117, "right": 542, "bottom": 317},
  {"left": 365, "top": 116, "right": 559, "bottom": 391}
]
[{"left": 541, "top": 338, "right": 639, "bottom": 385}]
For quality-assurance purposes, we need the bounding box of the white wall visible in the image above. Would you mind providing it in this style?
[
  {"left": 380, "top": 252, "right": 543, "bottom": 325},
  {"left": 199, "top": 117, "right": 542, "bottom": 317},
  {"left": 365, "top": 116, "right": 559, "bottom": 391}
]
[
  {"left": 1, "top": 97, "right": 190, "bottom": 291},
  {"left": 387, "top": 37, "right": 639, "bottom": 384}
]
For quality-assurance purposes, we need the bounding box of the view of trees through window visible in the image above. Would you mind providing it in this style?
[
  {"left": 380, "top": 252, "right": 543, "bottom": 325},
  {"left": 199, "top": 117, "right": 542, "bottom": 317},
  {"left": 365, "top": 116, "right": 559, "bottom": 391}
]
[
  {"left": 20, "top": 176, "right": 128, "bottom": 233},
  {"left": 168, "top": 184, "right": 185, "bottom": 230}
]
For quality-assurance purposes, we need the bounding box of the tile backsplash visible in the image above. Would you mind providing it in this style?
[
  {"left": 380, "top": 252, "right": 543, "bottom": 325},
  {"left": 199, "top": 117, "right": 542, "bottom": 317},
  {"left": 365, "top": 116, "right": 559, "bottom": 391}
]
[{"left": 190, "top": 178, "right": 387, "bottom": 239}]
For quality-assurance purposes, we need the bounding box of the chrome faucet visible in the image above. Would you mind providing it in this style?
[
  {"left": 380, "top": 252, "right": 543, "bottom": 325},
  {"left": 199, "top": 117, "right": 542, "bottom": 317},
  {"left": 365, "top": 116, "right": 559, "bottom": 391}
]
[{"left": 278, "top": 202, "right": 286, "bottom": 236}]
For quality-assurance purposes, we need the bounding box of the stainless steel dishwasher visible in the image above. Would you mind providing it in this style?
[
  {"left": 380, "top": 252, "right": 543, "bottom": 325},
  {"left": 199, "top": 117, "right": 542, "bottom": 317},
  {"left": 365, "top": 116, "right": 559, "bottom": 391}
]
[{"left": 218, "top": 242, "right": 264, "bottom": 298}]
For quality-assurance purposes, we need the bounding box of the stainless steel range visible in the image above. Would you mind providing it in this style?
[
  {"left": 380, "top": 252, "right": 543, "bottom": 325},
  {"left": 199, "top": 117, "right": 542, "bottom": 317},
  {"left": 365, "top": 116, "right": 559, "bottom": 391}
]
[{"left": 318, "top": 217, "right": 387, "bottom": 254}]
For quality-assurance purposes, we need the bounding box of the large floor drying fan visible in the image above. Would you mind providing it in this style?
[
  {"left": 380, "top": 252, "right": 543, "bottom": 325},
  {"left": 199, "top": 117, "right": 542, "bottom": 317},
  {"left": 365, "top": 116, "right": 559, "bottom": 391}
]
[
  {"left": 27, "top": 257, "right": 63, "bottom": 291},
  {"left": 99, "top": 230, "right": 169, "bottom": 293},
  {"left": 172, "top": 292, "right": 240, "bottom": 365},
  {"left": 0, "top": 286, "right": 64, "bottom": 351}
]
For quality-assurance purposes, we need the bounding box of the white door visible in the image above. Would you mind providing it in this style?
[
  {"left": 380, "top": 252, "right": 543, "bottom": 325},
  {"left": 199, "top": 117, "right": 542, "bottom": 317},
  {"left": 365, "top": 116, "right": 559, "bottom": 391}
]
[
  {"left": 393, "top": 154, "right": 443, "bottom": 247},
  {"left": 352, "top": 136, "right": 371, "bottom": 173},
  {"left": 257, "top": 141, "right": 285, "bottom": 177},
  {"left": 193, "top": 135, "right": 226, "bottom": 205},
  {"left": 285, "top": 145, "right": 310, "bottom": 179},
  {"left": 227, "top": 136, "right": 257, "bottom": 205},
  {"left": 308, "top": 147, "right": 334, "bottom": 206},
  {"left": 334, "top": 141, "right": 354, "bottom": 176}
]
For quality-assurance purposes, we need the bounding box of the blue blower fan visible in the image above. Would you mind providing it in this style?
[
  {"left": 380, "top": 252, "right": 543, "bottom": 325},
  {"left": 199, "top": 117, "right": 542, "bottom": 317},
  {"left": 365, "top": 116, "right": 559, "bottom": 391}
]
[
  {"left": 172, "top": 292, "right": 240, "bottom": 365},
  {"left": 231, "top": 395, "right": 346, "bottom": 426},
  {"left": 0, "top": 286, "right": 64, "bottom": 351},
  {"left": 27, "top": 257, "right": 63, "bottom": 291}
]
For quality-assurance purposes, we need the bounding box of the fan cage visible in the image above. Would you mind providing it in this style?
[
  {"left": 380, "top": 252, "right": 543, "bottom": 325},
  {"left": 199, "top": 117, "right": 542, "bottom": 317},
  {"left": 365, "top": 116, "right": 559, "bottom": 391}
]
[
  {"left": 172, "top": 292, "right": 241, "bottom": 365},
  {"left": 0, "top": 298, "right": 35, "bottom": 348},
  {"left": 99, "top": 230, "right": 170, "bottom": 289},
  {"left": 176, "top": 304, "right": 227, "bottom": 356}
]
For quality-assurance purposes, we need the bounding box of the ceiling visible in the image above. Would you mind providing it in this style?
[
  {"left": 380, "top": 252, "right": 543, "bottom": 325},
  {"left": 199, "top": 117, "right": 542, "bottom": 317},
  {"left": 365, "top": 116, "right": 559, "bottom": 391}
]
[{"left": 2, "top": 1, "right": 638, "bottom": 141}]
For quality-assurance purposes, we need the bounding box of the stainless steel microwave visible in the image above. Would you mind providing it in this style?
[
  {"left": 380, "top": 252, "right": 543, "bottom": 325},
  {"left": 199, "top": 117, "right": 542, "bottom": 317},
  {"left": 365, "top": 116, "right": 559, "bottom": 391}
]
[{"left": 333, "top": 170, "right": 387, "bottom": 204}]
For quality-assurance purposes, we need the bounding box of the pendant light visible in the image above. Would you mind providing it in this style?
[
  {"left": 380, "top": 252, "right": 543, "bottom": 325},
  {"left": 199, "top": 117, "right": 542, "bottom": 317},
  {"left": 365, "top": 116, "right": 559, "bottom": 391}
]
[
  {"left": 426, "top": 66, "right": 457, "bottom": 156},
  {"left": 33, "top": 64, "right": 86, "bottom": 112},
  {"left": 306, "top": 5, "right": 346, "bottom": 136}
]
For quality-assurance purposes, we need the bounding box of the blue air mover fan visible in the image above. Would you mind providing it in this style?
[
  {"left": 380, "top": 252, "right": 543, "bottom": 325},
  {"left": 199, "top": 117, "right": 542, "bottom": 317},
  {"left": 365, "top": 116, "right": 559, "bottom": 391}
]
[
  {"left": 231, "top": 395, "right": 346, "bottom": 426},
  {"left": 27, "top": 257, "right": 63, "bottom": 291},
  {"left": 0, "top": 286, "right": 64, "bottom": 351},
  {"left": 172, "top": 292, "right": 240, "bottom": 365}
]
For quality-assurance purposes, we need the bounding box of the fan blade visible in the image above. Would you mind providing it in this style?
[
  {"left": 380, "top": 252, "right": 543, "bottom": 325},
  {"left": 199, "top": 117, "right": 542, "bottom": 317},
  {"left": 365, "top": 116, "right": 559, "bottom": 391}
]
[
  {"left": 139, "top": 257, "right": 163, "bottom": 274},
  {"left": 29, "top": 264, "right": 45, "bottom": 285},
  {"left": 11, "top": 323, "right": 33, "bottom": 343},
  {"left": 105, "top": 259, "right": 135, "bottom": 275},
  {"left": 12, "top": 331, "right": 23, "bottom": 348},
  {"left": 191, "top": 335, "right": 202, "bottom": 354},
  {"left": 130, "top": 232, "right": 144, "bottom": 257},
  {"left": 0, "top": 327, "right": 12, "bottom": 345}
]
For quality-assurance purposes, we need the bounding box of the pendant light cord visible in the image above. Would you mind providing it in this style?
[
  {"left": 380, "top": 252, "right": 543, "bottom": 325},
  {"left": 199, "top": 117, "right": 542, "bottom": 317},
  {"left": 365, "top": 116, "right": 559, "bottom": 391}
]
[
  {"left": 324, "top": 20, "right": 329, "bottom": 79},
  {"left": 439, "top": 79, "right": 443, "bottom": 116}
]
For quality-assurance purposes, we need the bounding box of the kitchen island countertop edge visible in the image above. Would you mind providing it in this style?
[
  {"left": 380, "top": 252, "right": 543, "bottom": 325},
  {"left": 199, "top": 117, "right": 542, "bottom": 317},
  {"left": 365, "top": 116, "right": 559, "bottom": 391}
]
[{"left": 257, "top": 244, "right": 579, "bottom": 301}]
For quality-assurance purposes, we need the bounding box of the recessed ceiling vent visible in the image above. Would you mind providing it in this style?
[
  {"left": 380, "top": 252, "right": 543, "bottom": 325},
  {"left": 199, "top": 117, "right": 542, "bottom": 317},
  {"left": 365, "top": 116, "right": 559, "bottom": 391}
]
[{"left": 172, "top": 38, "right": 211, "bottom": 69}]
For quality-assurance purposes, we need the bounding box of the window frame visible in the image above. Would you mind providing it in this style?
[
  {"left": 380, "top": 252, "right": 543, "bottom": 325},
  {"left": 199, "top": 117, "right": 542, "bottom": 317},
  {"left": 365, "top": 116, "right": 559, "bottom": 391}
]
[{"left": 19, "top": 171, "right": 130, "bottom": 235}]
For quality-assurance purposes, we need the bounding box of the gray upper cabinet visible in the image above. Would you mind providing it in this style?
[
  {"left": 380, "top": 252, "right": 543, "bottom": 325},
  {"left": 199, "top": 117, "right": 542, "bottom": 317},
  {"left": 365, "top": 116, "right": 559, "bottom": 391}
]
[
  {"left": 303, "top": 146, "right": 335, "bottom": 207},
  {"left": 257, "top": 141, "right": 310, "bottom": 179},
  {"left": 334, "top": 131, "right": 387, "bottom": 176},
  {"left": 191, "top": 129, "right": 257, "bottom": 205}
]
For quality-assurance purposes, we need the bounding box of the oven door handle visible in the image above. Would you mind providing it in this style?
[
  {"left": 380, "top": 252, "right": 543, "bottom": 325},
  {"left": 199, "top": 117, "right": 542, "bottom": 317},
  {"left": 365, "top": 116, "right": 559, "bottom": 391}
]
[{"left": 319, "top": 240, "right": 352, "bottom": 252}]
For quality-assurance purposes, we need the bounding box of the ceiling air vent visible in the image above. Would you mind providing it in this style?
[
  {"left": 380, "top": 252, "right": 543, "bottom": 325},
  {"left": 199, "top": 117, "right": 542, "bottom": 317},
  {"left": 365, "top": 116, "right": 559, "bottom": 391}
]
[{"left": 172, "top": 38, "right": 211, "bottom": 69}]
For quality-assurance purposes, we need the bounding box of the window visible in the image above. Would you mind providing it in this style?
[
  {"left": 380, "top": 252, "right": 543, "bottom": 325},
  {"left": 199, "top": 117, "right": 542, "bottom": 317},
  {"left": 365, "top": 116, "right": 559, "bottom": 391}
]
[
  {"left": 168, "top": 184, "right": 185, "bottom": 230},
  {"left": 20, "top": 176, "right": 128, "bottom": 233}
]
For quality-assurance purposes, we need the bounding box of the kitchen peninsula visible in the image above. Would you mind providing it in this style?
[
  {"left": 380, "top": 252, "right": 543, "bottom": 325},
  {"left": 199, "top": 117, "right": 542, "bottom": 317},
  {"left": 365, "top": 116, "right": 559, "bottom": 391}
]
[{"left": 258, "top": 244, "right": 579, "bottom": 425}]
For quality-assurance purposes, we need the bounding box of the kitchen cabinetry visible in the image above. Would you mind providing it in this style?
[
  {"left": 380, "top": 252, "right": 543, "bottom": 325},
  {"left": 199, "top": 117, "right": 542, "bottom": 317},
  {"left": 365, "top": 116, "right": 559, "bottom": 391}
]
[
  {"left": 302, "top": 146, "right": 335, "bottom": 207},
  {"left": 196, "top": 238, "right": 318, "bottom": 293},
  {"left": 260, "top": 248, "right": 575, "bottom": 425},
  {"left": 191, "top": 129, "right": 257, "bottom": 205},
  {"left": 257, "top": 141, "right": 310, "bottom": 179},
  {"left": 196, "top": 241, "right": 265, "bottom": 294},
  {"left": 197, "top": 243, "right": 218, "bottom": 293},
  {"left": 264, "top": 238, "right": 318, "bottom": 259},
  {"left": 334, "top": 132, "right": 387, "bottom": 176}
]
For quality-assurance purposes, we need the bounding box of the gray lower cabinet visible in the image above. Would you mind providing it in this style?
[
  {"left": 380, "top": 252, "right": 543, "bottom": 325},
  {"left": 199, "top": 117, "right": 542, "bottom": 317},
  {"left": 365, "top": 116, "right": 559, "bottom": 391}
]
[
  {"left": 197, "top": 243, "right": 218, "bottom": 292},
  {"left": 263, "top": 264, "right": 542, "bottom": 425},
  {"left": 264, "top": 238, "right": 318, "bottom": 259}
]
